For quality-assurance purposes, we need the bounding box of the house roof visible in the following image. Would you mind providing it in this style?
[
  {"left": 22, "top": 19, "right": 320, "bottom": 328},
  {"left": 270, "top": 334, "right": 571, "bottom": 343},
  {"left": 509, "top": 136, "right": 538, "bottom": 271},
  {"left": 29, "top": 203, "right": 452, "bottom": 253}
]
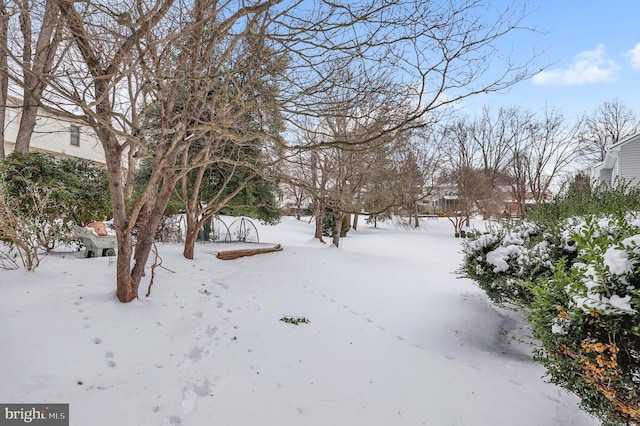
[
  {"left": 608, "top": 133, "right": 640, "bottom": 151},
  {"left": 5, "top": 95, "right": 85, "bottom": 124},
  {"left": 592, "top": 133, "right": 640, "bottom": 172}
]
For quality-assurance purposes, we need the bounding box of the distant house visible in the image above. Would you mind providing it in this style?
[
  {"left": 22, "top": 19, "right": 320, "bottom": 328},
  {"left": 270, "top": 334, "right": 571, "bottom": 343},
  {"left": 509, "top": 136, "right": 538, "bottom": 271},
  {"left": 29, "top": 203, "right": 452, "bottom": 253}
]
[
  {"left": 591, "top": 133, "right": 640, "bottom": 186},
  {"left": 3, "top": 97, "right": 106, "bottom": 165}
]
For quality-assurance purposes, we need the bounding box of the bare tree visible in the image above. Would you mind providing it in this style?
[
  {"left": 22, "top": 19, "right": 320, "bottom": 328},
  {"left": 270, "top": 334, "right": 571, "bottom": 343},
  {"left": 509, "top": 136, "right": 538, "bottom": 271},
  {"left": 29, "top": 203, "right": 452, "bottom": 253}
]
[
  {"left": 441, "top": 112, "right": 513, "bottom": 221},
  {"left": 440, "top": 166, "right": 490, "bottom": 234},
  {"left": 0, "top": 0, "right": 8, "bottom": 159},
  {"left": 281, "top": 131, "right": 331, "bottom": 242},
  {"left": 579, "top": 99, "right": 640, "bottom": 164},
  {"left": 502, "top": 107, "right": 582, "bottom": 217},
  {"left": 284, "top": 182, "right": 309, "bottom": 220},
  {"left": 308, "top": 149, "right": 327, "bottom": 241},
  {"left": 176, "top": 17, "right": 285, "bottom": 260},
  {"left": 387, "top": 127, "right": 443, "bottom": 227},
  {"left": 13, "top": 0, "right": 542, "bottom": 301},
  {"left": 15, "top": 0, "right": 63, "bottom": 153},
  {"left": 49, "top": 0, "right": 287, "bottom": 302},
  {"left": 292, "top": 77, "right": 404, "bottom": 247},
  {"left": 443, "top": 106, "right": 581, "bottom": 220},
  {"left": 280, "top": 149, "right": 311, "bottom": 221},
  {"left": 284, "top": 124, "right": 394, "bottom": 245},
  {"left": 471, "top": 107, "right": 517, "bottom": 186},
  {"left": 526, "top": 107, "right": 582, "bottom": 203},
  {"left": 0, "top": 0, "right": 64, "bottom": 154},
  {"left": 507, "top": 128, "right": 531, "bottom": 218},
  {"left": 280, "top": 1, "right": 542, "bottom": 151}
]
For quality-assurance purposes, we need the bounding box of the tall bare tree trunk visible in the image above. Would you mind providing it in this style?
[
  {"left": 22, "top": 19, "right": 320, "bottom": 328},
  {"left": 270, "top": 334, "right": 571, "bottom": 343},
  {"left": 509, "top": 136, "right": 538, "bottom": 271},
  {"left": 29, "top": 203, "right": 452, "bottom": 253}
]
[
  {"left": 178, "top": 151, "right": 258, "bottom": 260},
  {"left": 102, "top": 139, "right": 140, "bottom": 303},
  {"left": 313, "top": 198, "right": 325, "bottom": 242},
  {"left": 295, "top": 200, "right": 301, "bottom": 220},
  {"left": 332, "top": 210, "right": 343, "bottom": 247},
  {"left": 183, "top": 215, "right": 200, "bottom": 260},
  {"left": 101, "top": 127, "right": 181, "bottom": 302},
  {"left": 101, "top": 135, "right": 146, "bottom": 303},
  {"left": 353, "top": 213, "right": 359, "bottom": 230},
  {"left": 0, "top": 0, "right": 7, "bottom": 160},
  {"left": 125, "top": 146, "right": 137, "bottom": 200},
  {"left": 15, "top": 0, "right": 61, "bottom": 153},
  {"left": 15, "top": 103, "right": 38, "bottom": 153}
]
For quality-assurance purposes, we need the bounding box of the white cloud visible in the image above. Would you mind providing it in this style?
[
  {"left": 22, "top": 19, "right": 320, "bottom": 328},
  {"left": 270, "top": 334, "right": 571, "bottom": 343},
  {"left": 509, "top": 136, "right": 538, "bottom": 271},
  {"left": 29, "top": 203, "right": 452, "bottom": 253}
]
[
  {"left": 625, "top": 42, "right": 640, "bottom": 68},
  {"left": 533, "top": 44, "right": 619, "bottom": 86}
]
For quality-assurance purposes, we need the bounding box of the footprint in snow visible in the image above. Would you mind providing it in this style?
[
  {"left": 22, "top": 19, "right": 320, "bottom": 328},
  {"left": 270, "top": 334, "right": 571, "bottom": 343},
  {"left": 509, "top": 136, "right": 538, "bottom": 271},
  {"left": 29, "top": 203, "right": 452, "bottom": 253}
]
[
  {"left": 182, "top": 379, "right": 212, "bottom": 412},
  {"left": 105, "top": 351, "right": 116, "bottom": 368},
  {"left": 187, "top": 345, "right": 204, "bottom": 362}
]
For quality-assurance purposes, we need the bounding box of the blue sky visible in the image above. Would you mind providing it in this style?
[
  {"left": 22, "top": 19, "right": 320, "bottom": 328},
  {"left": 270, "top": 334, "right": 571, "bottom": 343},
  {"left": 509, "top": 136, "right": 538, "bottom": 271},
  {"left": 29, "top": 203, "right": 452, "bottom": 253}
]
[{"left": 463, "top": 0, "right": 640, "bottom": 121}]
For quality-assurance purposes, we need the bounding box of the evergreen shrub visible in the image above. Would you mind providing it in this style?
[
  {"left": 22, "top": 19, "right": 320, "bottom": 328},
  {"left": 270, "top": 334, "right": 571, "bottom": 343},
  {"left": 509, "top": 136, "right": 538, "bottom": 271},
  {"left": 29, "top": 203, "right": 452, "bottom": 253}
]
[
  {"left": 0, "top": 152, "right": 110, "bottom": 269},
  {"left": 460, "top": 180, "right": 640, "bottom": 425}
]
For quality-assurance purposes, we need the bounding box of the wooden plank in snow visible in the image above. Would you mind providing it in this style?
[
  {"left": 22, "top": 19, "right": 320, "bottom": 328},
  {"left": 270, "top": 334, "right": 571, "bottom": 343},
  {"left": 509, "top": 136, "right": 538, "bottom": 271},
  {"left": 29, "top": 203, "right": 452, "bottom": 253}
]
[{"left": 216, "top": 244, "right": 283, "bottom": 260}]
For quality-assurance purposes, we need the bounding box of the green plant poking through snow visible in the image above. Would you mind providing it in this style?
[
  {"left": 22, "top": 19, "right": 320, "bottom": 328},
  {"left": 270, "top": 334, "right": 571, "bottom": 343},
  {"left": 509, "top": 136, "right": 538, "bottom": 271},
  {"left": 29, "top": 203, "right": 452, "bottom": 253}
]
[{"left": 280, "top": 316, "right": 311, "bottom": 325}]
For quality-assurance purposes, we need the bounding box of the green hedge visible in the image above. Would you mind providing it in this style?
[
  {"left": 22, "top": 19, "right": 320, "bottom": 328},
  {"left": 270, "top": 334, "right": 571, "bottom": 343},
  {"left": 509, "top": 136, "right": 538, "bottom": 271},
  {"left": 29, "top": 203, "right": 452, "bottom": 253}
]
[{"left": 460, "top": 181, "right": 640, "bottom": 425}]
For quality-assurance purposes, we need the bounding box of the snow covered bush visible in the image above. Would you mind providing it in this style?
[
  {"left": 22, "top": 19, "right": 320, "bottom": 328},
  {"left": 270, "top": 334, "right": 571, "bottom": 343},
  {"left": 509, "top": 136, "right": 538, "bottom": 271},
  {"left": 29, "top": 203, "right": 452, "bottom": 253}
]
[
  {"left": 530, "top": 213, "right": 640, "bottom": 425},
  {"left": 461, "top": 178, "right": 640, "bottom": 424},
  {"left": 460, "top": 221, "right": 564, "bottom": 306}
]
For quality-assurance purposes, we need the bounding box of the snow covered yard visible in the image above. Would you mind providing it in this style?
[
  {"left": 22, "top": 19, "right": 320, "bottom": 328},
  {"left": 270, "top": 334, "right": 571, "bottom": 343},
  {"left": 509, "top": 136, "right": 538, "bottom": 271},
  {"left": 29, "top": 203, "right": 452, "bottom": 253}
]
[{"left": 0, "top": 217, "right": 598, "bottom": 425}]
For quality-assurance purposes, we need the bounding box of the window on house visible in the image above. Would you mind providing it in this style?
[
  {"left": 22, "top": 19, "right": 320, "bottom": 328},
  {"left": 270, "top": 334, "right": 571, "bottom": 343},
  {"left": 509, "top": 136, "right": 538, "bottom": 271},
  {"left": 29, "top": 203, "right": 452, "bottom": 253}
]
[{"left": 70, "top": 125, "right": 80, "bottom": 146}]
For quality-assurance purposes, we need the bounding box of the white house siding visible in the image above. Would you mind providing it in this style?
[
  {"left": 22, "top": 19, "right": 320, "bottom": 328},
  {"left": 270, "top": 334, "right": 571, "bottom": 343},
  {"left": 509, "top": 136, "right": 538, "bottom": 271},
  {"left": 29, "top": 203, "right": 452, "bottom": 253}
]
[
  {"left": 592, "top": 134, "right": 640, "bottom": 186},
  {"left": 3, "top": 100, "right": 106, "bottom": 165},
  {"left": 619, "top": 137, "right": 640, "bottom": 184},
  {"left": 599, "top": 168, "right": 613, "bottom": 183},
  {"left": 3, "top": 106, "right": 19, "bottom": 144}
]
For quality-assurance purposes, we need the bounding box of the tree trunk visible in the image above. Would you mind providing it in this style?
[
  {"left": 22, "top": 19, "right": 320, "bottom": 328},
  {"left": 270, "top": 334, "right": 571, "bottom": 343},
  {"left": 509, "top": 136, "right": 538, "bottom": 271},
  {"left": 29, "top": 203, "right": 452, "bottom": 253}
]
[
  {"left": 332, "top": 210, "right": 343, "bottom": 247},
  {"left": 0, "top": 0, "right": 7, "bottom": 160},
  {"left": 353, "top": 213, "right": 359, "bottom": 230},
  {"left": 183, "top": 220, "right": 199, "bottom": 260},
  {"left": 314, "top": 199, "right": 325, "bottom": 242},
  {"left": 115, "top": 231, "right": 136, "bottom": 303},
  {"left": 413, "top": 202, "right": 419, "bottom": 228},
  {"left": 183, "top": 209, "right": 211, "bottom": 260},
  {"left": 102, "top": 131, "right": 180, "bottom": 302},
  {"left": 295, "top": 200, "right": 301, "bottom": 220},
  {"left": 125, "top": 146, "right": 137, "bottom": 200},
  {"left": 15, "top": 1, "right": 60, "bottom": 154},
  {"left": 14, "top": 104, "right": 39, "bottom": 153},
  {"left": 101, "top": 137, "right": 136, "bottom": 302}
]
